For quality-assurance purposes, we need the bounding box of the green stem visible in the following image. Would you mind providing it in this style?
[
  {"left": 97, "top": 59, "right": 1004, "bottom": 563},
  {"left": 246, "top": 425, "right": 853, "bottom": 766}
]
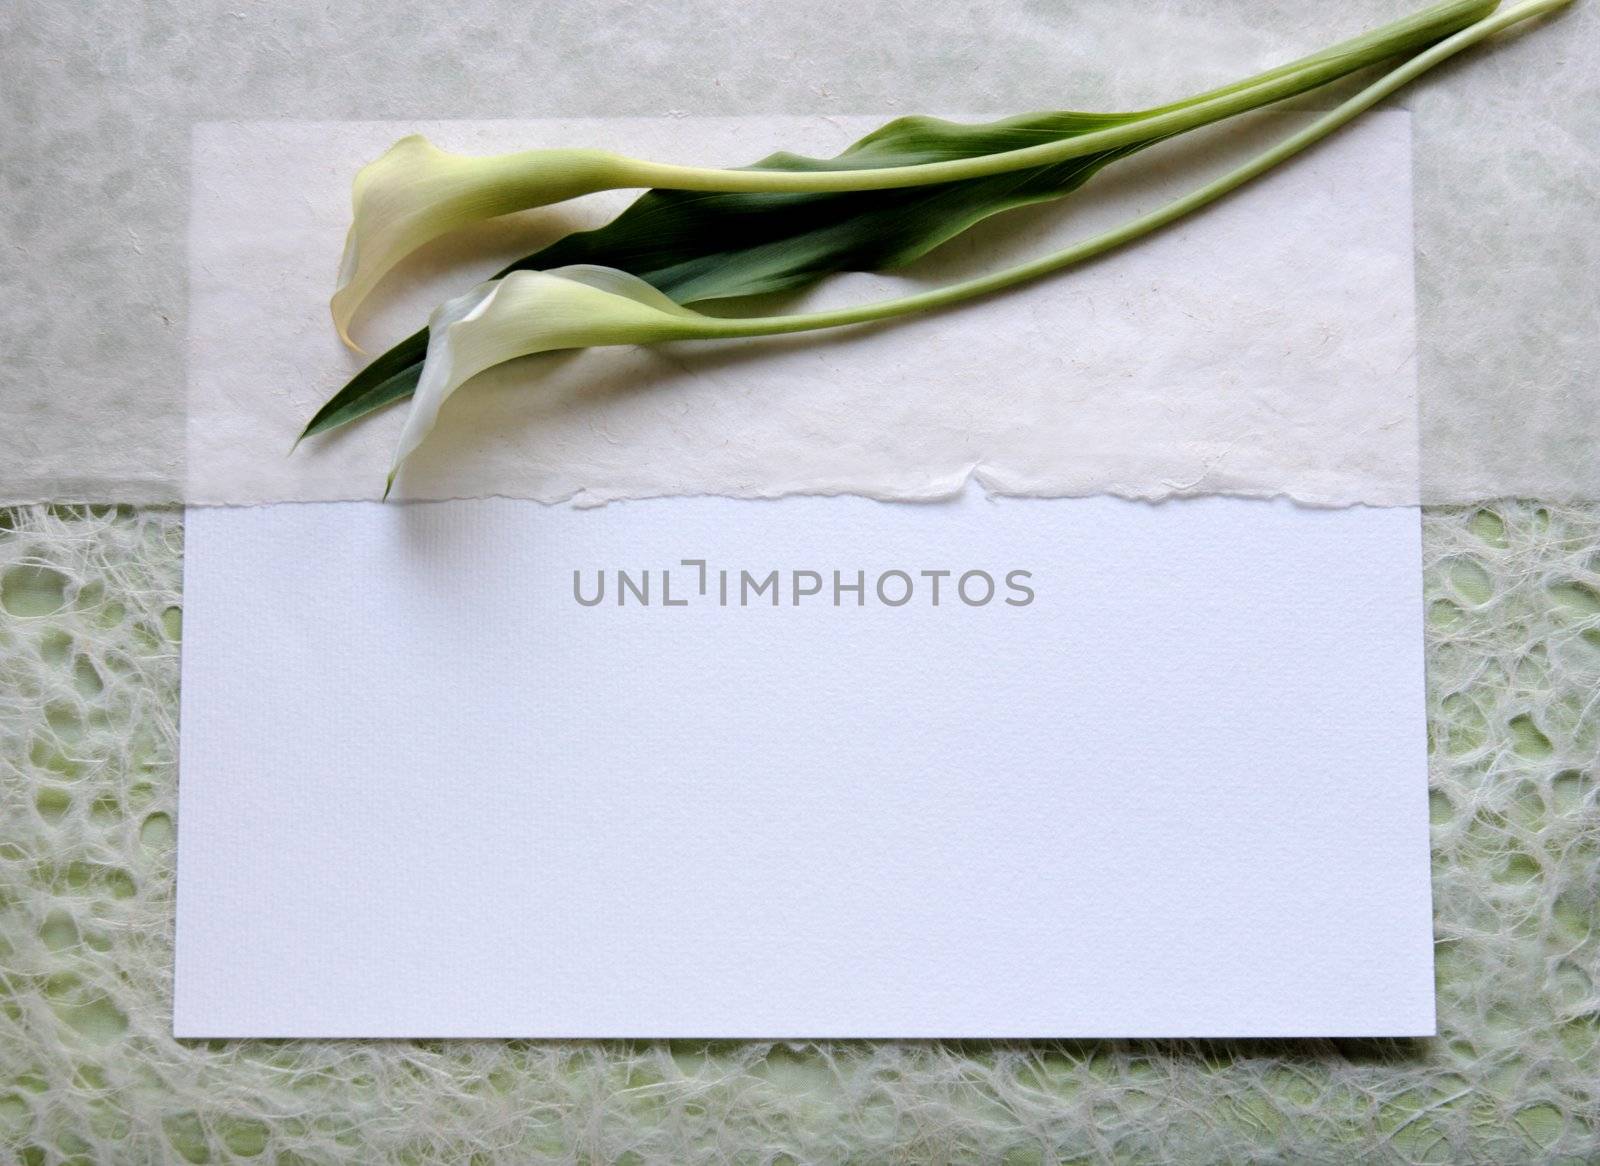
[
  {"left": 611, "top": 0, "right": 1495, "bottom": 194},
  {"left": 690, "top": 0, "right": 1564, "bottom": 340},
  {"left": 1134, "top": 0, "right": 1493, "bottom": 114}
]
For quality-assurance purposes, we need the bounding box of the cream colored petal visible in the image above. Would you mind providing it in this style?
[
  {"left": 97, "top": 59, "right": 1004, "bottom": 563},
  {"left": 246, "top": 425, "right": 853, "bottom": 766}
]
[
  {"left": 543, "top": 264, "right": 706, "bottom": 317},
  {"left": 386, "top": 269, "right": 717, "bottom": 493},
  {"left": 331, "top": 136, "right": 623, "bottom": 351}
]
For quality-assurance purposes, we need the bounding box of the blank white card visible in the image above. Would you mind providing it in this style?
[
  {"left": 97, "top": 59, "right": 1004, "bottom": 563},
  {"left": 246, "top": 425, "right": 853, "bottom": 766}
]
[{"left": 175, "top": 493, "right": 1434, "bottom": 1037}]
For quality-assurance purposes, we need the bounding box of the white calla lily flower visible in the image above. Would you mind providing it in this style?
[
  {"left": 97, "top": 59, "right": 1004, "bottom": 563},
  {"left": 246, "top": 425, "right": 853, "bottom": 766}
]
[
  {"left": 386, "top": 266, "right": 718, "bottom": 494},
  {"left": 332, "top": 137, "right": 624, "bottom": 350}
]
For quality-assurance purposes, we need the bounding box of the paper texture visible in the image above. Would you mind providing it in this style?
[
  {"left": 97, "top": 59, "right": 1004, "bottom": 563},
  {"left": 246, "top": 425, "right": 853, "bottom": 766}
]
[
  {"left": 4, "top": 0, "right": 1594, "bottom": 507},
  {"left": 175, "top": 492, "right": 1435, "bottom": 1038},
  {"left": 186, "top": 112, "right": 1421, "bottom": 506}
]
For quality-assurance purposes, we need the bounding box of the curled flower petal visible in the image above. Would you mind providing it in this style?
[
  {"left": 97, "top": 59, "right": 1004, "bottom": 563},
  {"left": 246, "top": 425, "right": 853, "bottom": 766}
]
[
  {"left": 331, "top": 136, "right": 623, "bottom": 350},
  {"left": 386, "top": 267, "right": 715, "bottom": 493}
]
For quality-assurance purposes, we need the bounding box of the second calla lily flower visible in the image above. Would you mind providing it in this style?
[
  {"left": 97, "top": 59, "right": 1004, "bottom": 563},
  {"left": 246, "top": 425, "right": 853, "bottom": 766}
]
[{"left": 387, "top": 266, "right": 722, "bottom": 493}]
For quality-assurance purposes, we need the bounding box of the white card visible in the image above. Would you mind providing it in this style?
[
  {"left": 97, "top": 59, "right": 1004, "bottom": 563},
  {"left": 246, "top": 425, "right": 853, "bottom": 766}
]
[{"left": 175, "top": 493, "right": 1434, "bottom": 1037}]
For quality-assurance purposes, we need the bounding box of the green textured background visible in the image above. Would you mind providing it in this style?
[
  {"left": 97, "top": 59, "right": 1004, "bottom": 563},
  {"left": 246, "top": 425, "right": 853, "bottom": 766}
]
[{"left": 0, "top": 502, "right": 1596, "bottom": 1163}]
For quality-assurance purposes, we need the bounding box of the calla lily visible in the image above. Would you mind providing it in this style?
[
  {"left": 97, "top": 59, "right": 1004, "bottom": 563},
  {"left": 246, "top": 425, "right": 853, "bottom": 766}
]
[
  {"left": 381, "top": 0, "right": 1567, "bottom": 496},
  {"left": 330, "top": 0, "right": 1502, "bottom": 355},
  {"left": 332, "top": 136, "right": 625, "bottom": 349},
  {"left": 387, "top": 266, "right": 721, "bottom": 492}
]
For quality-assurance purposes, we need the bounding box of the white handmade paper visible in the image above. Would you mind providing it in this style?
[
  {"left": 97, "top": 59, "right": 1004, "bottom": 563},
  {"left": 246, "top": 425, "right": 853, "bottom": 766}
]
[
  {"left": 175, "top": 492, "right": 1435, "bottom": 1038},
  {"left": 186, "top": 112, "right": 1422, "bottom": 507}
]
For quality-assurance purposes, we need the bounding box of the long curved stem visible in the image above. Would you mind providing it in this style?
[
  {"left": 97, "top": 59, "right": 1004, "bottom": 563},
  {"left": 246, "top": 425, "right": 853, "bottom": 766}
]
[
  {"left": 607, "top": 0, "right": 1495, "bottom": 195},
  {"left": 693, "top": 0, "right": 1565, "bottom": 340}
]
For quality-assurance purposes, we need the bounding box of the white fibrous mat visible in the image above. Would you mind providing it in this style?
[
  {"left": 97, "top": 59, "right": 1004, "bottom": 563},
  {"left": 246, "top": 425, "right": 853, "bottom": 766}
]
[
  {"left": 1, "top": 501, "right": 1596, "bottom": 1162},
  {"left": 2, "top": 0, "right": 1598, "bottom": 506}
]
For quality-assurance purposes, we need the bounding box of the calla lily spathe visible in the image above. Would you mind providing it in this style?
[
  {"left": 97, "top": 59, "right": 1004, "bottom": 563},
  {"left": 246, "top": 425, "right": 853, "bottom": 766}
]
[
  {"left": 332, "top": 137, "right": 623, "bottom": 350},
  {"left": 387, "top": 266, "right": 720, "bottom": 493}
]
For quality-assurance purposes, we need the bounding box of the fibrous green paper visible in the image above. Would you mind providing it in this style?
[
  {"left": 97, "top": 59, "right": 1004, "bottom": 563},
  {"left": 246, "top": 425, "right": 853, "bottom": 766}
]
[{"left": 1, "top": 500, "right": 1596, "bottom": 1160}]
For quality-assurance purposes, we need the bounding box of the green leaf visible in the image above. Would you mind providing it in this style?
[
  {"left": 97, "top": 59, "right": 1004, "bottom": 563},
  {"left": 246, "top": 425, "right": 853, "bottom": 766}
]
[
  {"left": 529, "top": 112, "right": 1152, "bottom": 303},
  {"left": 300, "top": 110, "right": 1154, "bottom": 440},
  {"left": 297, "top": 328, "right": 430, "bottom": 441}
]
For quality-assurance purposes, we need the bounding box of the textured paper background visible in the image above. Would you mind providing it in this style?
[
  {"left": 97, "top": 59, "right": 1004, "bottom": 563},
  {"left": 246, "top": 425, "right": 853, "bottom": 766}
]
[
  {"left": 2, "top": 0, "right": 1594, "bottom": 506},
  {"left": 175, "top": 492, "right": 1434, "bottom": 1037},
  {"left": 5, "top": 500, "right": 1596, "bottom": 1158},
  {"left": 188, "top": 112, "right": 1421, "bottom": 506}
]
